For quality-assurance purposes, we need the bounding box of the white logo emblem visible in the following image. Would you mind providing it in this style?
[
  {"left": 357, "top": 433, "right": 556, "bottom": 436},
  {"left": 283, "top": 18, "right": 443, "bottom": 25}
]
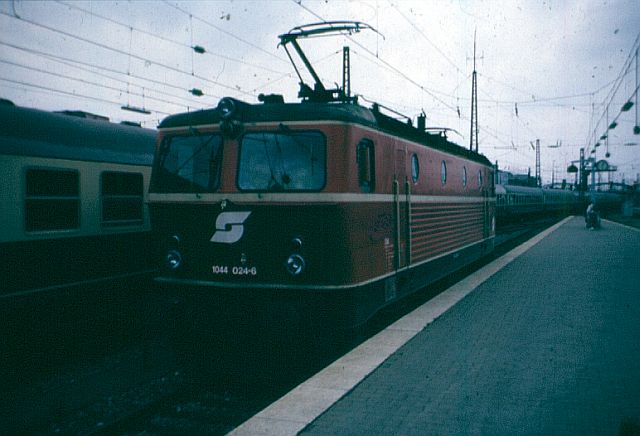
[{"left": 210, "top": 211, "right": 252, "bottom": 244}]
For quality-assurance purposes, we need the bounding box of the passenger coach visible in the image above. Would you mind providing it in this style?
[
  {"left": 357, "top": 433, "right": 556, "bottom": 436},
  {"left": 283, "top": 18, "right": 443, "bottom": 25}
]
[
  {"left": 0, "top": 101, "right": 156, "bottom": 297},
  {"left": 150, "top": 97, "right": 495, "bottom": 328}
]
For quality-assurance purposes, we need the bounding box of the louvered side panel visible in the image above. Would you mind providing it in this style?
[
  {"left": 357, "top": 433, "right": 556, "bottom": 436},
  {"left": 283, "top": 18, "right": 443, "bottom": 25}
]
[{"left": 410, "top": 202, "right": 484, "bottom": 263}]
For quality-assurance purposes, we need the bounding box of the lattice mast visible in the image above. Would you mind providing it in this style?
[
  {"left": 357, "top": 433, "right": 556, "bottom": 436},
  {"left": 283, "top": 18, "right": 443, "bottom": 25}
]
[
  {"left": 470, "top": 31, "right": 479, "bottom": 152},
  {"left": 535, "top": 139, "right": 541, "bottom": 187},
  {"left": 342, "top": 46, "right": 350, "bottom": 102}
]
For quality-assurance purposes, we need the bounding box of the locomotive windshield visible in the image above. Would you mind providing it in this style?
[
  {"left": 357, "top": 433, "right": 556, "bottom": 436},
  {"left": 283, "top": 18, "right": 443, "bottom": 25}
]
[
  {"left": 152, "top": 132, "right": 223, "bottom": 193},
  {"left": 238, "top": 131, "right": 325, "bottom": 191}
]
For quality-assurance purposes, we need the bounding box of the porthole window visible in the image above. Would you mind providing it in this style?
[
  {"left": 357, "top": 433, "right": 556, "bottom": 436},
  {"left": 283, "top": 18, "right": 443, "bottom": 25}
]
[
  {"left": 441, "top": 160, "right": 447, "bottom": 185},
  {"left": 411, "top": 154, "right": 419, "bottom": 184},
  {"left": 462, "top": 166, "right": 467, "bottom": 187}
]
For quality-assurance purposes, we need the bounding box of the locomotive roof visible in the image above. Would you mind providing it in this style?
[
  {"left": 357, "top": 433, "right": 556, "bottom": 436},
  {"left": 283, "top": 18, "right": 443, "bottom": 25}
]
[
  {"left": 0, "top": 103, "right": 156, "bottom": 165},
  {"left": 159, "top": 98, "right": 492, "bottom": 167}
]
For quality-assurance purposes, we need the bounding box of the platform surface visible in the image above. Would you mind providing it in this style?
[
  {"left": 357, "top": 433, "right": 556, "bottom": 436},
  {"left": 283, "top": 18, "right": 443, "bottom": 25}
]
[{"left": 232, "top": 217, "right": 640, "bottom": 435}]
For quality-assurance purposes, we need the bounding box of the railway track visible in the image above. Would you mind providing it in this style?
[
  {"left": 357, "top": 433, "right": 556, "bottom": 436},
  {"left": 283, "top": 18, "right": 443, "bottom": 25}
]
[{"left": 17, "top": 218, "right": 561, "bottom": 435}]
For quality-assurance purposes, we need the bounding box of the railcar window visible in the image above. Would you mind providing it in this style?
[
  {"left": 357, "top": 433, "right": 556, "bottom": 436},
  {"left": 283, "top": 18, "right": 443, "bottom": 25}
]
[
  {"left": 152, "top": 132, "right": 223, "bottom": 193},
  {"left": 101, "top": 172, "right": 144, "bottom": 227},
  {"left": 238, "top": 131, "right": 325, "bottom": 191},
  {"left": 441, "top": 161, "right": 447, "bottom": 185},
  {"left": 357, "top": 139, "right": 376, "bottom": 192},
  {"left": 411, "top": 154, "right": 419, "bottom": 184},
  {"left": 25, "top": 168, "right": 79, "bottom": 231}
]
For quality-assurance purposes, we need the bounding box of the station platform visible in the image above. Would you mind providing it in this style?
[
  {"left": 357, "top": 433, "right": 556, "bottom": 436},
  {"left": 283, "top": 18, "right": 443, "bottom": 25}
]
[{"left": 231, "top": 216, "right": 640, "bottom": 435}]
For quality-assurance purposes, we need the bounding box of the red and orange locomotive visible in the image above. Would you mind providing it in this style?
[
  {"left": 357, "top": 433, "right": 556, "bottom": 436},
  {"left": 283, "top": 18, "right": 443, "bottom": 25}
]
[{"left": 149, "top": 22, "right": 495, "bottom": 329}]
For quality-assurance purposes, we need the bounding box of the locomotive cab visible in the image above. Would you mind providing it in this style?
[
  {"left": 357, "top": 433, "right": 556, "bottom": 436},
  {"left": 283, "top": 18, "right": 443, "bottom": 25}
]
[{"left": 150, "top": 100, "right": 336, "bottom": 289}]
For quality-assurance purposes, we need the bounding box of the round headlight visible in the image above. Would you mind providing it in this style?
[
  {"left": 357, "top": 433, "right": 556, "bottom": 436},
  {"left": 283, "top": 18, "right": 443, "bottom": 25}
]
[
  {"left": 285, "top": 254, "right": 305, "bottom": 276},
  {"left": 291, "top": 237, "right": 303, "bottom": 251},
  {"left": 218, "top": 97, "right": 236, "bottom": 119},
  {"left": 165, "top": 249, "right": 183, "bottom": 270}
]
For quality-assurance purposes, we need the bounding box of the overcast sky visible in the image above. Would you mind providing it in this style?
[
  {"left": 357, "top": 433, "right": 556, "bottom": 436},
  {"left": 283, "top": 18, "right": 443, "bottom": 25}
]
[{"left": 1, "top": 0, "right": 639, "bottom": 184}]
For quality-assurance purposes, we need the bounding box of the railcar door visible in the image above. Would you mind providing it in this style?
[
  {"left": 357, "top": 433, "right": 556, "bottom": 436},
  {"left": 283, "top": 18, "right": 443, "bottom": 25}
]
[
  {"left": 483, "top": 170, "right": 494, "bottom": 238},
  {"left": 393, "top": 147, "right": 410, "bottom": 271},
  {"left": 481, "top": 170, "right": 495, "bottom": 239},
  {"left": 483, "top": 188, "right": 490, "bottom": 238}
]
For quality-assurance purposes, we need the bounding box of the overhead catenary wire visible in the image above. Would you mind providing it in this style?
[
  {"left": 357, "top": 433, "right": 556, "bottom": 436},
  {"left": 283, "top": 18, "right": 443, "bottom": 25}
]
[
  {"left": 389, "top": 1, "right": 614, "bottom": 110},
  {"left": 55, "top": 0, "right": 290, "bottom": 77},
  {"left": 162, "top": 0, "right": 290, "bottom": 66},
  {"left": 585, "top": 31, "right": 640, "bottom": 155},
  {"left": 0, "top": 59, "right": 195, "bottom": 111},
  {"left": 288, "top": 0, "right": 590, "bottom": 159},
  {"left": 0, "top": 76, "right": 171, "bottom": 119},
  {"left": 0, "top": 10, "right": 257, "bottom": 99},
  {"left": 2, "top": 2, "right": 635, "bottom": 183},
  {"left": 0, "top": 41, "right": 220, "bottom": 109}
]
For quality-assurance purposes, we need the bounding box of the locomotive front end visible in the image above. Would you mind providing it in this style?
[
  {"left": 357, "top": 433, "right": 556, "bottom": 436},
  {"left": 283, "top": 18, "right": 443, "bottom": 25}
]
[{"left": 148, "top": 98, "right": 351, "bottom": 322}]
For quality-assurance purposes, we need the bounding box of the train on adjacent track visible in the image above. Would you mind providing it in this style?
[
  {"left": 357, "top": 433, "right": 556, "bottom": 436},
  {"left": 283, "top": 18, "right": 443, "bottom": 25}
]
[
  {"left": 0, "top": 100, "right": 157, "bottom": 298},
  {"left": 495, "top": 183, "right": 626, "bottom": 224}
]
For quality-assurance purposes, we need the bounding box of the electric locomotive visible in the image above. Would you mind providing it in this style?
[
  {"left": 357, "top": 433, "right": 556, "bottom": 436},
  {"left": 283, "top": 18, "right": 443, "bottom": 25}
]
[{"left": 149, "top": 22, "right": 495, "bottom": 329}]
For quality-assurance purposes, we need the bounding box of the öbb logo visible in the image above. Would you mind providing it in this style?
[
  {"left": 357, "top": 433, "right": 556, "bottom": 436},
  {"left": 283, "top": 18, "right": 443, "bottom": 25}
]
[{"left": 210, "top": 211, "right": 252, "bottom": 244}]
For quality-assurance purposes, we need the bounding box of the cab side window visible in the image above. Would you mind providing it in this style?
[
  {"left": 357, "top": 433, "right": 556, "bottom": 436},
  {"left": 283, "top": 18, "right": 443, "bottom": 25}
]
[{"left": 357, "top": 139, "right": 375, "bottom": 192}]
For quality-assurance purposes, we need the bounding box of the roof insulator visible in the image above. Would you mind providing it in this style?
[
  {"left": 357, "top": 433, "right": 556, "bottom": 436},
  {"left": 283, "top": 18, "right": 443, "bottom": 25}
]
[{"left": 121, "top": 105, "right": 150, "bottom": 114}]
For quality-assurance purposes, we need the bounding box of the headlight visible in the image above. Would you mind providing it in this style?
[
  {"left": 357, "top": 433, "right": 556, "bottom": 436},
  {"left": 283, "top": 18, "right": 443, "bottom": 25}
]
[
  {"left": 285, "top": 254, "right": 305, "bottom": 276},
  {"left": 165, "top": 249, "right": 183, "bottom": 270},
  {"left": 217, "top": 97, "right": 236, "bottom": 119},
  {"left": 291, "top": 237, "right": 303, "bottom": 251}
]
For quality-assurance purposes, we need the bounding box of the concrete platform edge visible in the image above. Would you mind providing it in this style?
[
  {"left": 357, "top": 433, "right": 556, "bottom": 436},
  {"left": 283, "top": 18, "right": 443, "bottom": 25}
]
[
  {"left": 603, "top": 218, "right": 640, "bottom": 233},
  {"left": 228, "top": 217, "right": 572, "bottom": 436}
]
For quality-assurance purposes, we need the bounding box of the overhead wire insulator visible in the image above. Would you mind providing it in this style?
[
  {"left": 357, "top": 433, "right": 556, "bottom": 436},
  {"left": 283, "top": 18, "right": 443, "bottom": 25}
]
[
  {"left": 190, "top": 88, "right": 204, "bottom": 97},
  {"left": 193, "top": 45, "right": 206, "bottom": 54},
  {"left": 121, "top": 105, "right": 151, "bottom": 114}
]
